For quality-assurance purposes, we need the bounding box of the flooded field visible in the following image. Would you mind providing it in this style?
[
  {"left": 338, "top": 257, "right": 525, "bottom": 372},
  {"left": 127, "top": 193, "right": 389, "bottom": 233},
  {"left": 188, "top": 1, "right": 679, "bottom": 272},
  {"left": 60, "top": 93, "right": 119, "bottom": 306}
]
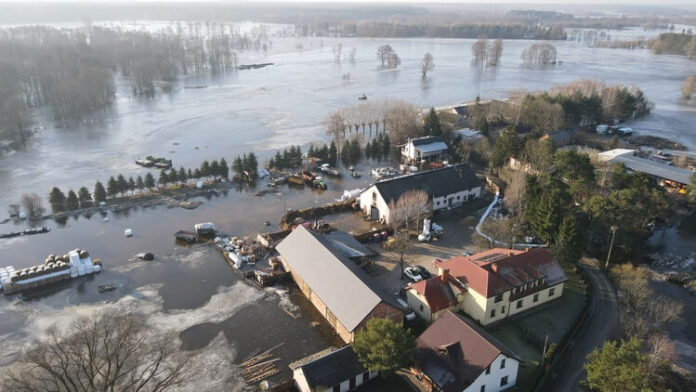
[{"left": 1, "top": 22, "right": 696, "bottom": 389}]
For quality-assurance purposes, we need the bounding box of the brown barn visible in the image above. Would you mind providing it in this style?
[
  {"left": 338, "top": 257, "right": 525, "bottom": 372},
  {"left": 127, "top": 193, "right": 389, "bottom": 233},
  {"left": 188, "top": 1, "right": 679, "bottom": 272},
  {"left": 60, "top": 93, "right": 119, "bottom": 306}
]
[{"left": 277, "top": 226, "right": 403, "bottom": 343}]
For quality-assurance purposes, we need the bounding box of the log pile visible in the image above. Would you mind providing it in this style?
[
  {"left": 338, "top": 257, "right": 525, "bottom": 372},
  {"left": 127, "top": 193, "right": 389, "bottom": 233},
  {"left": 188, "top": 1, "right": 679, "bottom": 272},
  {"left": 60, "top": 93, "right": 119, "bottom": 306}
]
[{"left": 238, "top": 343, "right": 284, "bottom": 384}]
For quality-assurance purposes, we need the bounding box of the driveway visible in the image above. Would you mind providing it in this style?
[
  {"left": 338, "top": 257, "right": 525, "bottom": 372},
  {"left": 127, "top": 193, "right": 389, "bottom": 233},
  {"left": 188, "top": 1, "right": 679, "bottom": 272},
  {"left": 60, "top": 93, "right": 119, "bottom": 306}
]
[{"left": 543, "top": 260, "right": 619, "bottom": 391}]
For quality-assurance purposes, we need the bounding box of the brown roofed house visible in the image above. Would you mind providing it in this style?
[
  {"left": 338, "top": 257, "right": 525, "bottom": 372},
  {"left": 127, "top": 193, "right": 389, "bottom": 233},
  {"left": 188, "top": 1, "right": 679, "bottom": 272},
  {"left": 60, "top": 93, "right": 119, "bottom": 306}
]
[{"left": 413, "top": 310, "right": 520, "bottom": 392}]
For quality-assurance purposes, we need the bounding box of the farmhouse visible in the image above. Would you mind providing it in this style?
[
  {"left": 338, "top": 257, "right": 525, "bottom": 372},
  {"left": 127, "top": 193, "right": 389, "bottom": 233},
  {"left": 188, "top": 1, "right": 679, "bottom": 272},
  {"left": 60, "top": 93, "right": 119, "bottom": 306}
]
[
  {"left": 401, "top": 136, "right": 449, "bottom": 165},
  {"left": 358, "top": 164, "right": 482, "bottom": 225},
  {"left": 276, "top": 226, "right": 403, "bottom": 343},
  {"left": 290, "top": 345, "right": 378, "bottom": 392},
  {"left": 413, "top": 310, "right": 520, "bottom": 392},
  {"left": 406, "top": 274, "right": 458, "bottom": 322},
  {"left": 423, "top": 248, "right": 567, "bottom": 326}
]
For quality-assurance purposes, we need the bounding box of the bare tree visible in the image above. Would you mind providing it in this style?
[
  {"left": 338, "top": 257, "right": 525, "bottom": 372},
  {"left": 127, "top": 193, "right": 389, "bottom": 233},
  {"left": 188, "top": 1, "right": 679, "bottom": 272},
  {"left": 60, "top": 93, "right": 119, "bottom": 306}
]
[
  {"left": 376, "top": 44, "right": 394, "bottom": 67},
  {"left": 326, "top": 112, "right": 346, "bottom": 151},
  {"left": 0, "top": 96, "right": 33, "bottom": 148},
  {"left": 487, "top": 39, "right": 503, "bottom": 66},
  {"left": 387, "top": 190, "right": 431, "bottom": 278},
  {"left": 421, "top": 53, "right": 434, "bottom": 77},
  {"left": 471, "top": 35, "right": 488, "bottom": 66},
  {"left": 333, "top": 43, "right": 343, "bottom": 63},
  {"left": 681, "top": 75, "right": 696, "bottom": 100},
  {"left": 2, "top": 312, "right": 196, "bottom": 392},
  {"left": 503, "top": 169, "right": 528, "bottom": 217},
  {"left": 521, "top": 43, "right": 557, "bottom": 65},
  {"left": 386, "top": 52, "right": 401, "bottom": 68},
  {"left": 383, "top": 100, "right": 419, "bottom": 144},
  {"left": 20, "top": 193, "right": 44, "bottom": 219},
  {"left": 8, "top": 203, "right": 21, "bottom": 218},
  {"left": 349, "top": 48, "right": 357, "bottom": 63}
]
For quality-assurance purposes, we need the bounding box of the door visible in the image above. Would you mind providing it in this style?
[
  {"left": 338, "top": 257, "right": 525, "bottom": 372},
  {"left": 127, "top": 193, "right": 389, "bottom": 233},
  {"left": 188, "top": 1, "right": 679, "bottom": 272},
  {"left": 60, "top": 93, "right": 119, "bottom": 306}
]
[
  {"left": 370, "top": 206, "right": 379, "bottom": 220},
  {"left": 448, "top": 197, "right": 453, "bottom": 208}
]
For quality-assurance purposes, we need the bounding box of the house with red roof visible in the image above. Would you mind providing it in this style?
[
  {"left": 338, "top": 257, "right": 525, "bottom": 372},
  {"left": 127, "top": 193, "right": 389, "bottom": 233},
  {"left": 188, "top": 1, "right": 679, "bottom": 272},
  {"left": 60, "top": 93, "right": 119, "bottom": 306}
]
[
  {"left": 413, "top": 310, "right": 520, "bottom": 392},
  {"left": 405, "top": 272, "right": 458, "bottom": 322},
  {"left": 414, "top": 248, "right": 567, "bottom": 325}
]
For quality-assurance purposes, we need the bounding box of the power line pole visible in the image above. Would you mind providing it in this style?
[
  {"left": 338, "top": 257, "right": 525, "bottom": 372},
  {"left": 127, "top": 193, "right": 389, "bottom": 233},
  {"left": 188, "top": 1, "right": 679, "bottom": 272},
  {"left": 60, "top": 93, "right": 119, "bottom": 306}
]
[{"left": 605, "top": 225, "right": 618, "bottom": 269}]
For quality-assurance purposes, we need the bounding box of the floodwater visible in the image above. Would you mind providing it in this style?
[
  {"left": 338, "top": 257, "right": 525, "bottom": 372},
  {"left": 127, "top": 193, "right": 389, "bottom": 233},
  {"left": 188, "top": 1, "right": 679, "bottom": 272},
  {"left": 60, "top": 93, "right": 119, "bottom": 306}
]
[{"left": 1, "top": 23, "right": 696, "bottom": 389}]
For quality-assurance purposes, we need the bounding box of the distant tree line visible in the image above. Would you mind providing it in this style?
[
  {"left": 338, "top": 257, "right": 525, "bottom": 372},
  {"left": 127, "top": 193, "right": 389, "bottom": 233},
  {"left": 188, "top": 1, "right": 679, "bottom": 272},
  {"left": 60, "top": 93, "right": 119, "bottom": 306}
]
[
  {"left": 0, "top": 23, "right": 271, "bottom": 147},
  {"left": 313, "top": 21, "right": 566, "bottom": 40},
  {"left": 44, "top": 158, "right": 229, "bottom": 213}
]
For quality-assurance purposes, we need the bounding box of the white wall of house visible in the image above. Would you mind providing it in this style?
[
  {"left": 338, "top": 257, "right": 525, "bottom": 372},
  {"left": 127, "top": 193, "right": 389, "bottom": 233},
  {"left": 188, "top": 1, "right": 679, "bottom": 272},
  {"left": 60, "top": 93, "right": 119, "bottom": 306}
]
[
  {"left": 432, "top": 186, "right": 481, "bottom": 211},
  {"left": 460, "top": 283, "right": 564, "bottom": 325},
  {"left": 464, "top": 354, "right": 519, "bottom": 392},
  {"left": 406, "top": 289, "right": 433, "bottom": 321},
  {"left": 358, "top": 186, "right": 392, "bottom": 224},
  {"left": 508, "top": 283, "right": 565, "bottom": 317}
]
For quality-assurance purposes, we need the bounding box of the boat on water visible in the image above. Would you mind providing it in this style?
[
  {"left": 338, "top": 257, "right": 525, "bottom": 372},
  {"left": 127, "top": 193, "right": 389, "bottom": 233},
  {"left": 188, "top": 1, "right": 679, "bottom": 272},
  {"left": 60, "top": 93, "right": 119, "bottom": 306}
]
[
  {"left": 358, "top": 94, "right": 367, "bottom": 100},
  {"left": 269, "top": 175, "right": 289, "bottom": 186},
  {"left": 0, "top": 249, "right": 101, "bottom": 295}
]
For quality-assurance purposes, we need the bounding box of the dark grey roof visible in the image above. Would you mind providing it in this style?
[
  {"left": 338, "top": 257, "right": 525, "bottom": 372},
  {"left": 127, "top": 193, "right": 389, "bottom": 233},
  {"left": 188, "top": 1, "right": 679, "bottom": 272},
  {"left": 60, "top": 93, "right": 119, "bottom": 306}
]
[
  {"left": 411, "top": 136, "right": 445, "bottom": 147},
  {"left": 370, "top": 164, "right": 481, "bottom": 205},
  {"left": 293, "top": 345, "right": 366, "bottom": 391},
  {"left": 277, "top": 226, "right": 400, "bottom": 331},
  {"left": 326, "top": 231, "right": 377, "bottom": 259}
]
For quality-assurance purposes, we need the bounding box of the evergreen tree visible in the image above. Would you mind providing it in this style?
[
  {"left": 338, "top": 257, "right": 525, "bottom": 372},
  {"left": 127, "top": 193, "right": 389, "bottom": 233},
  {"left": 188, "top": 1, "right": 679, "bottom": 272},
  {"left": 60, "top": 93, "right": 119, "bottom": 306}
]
[
  {"left": 210, "top": 160, "right": 220, "bottom": 178},
  {"left": 116, "top": 174, "right": 128, "bottom": 196},
  {"left": 168, "top": 169, "right": 178, "bottom": 183},
  {"left": 93, "top": 181, "right": 107, "bottom": 202},
  {"left": 365, "top": 141, "right": 372, "bottom": 159},
  {"left": 353, "top": 319, "right": 416, "bottom": 376},
  {"left": 127, "top": 177, "right": 136, "bottom": 194},
  {"left": 178, "top": 167, "right": 187, "bottom": 183},
  {"left": 328, "top": 141, "right": 338, "bottom": 166},
  {"left": 319, "top": 145, "right": 329, "bottom": 161},
  {"left": 308, "top": 144, "right": 316, "bottom": 158},
  {"left": 381, "top": 133, "right": 390, "bottom": 156},
  {"left": 219, "top": 158, "right": 229, "bottom": 179},
  {"left": 233, "top": 156, "right": 243, "bottom": 174},
  {"left": 584, "top": 337, "right": 650, "bottom": 392},
  {"left": 247, "top": 152, "right": 258, "bottom": 173},
  {"left": 158, "top": 169, "right": 169, "bottom": 186},
  {"left": 553, "top": 214, "right": 583, "bottom": 264},
  {"left": 475, "top": 115, "right": 490, "bottom": 136},
  {"left": 49, "top": 187, "right": 67, "bottom": 213},
  {"left": 423, "top": 107, "right": 442, "bottom": 136},
  {"left": 65, "top": 190, "right": 79, "bottom": 211},
  {"left": 529, "top": 185, "right": 564, "bottom": 243},
  {"left": 341, "top": 143, "right": 350, "bottom": 165},
  {"left": 350, "top": 139, "right": 361, "bottom": 164},
  {"left": 107, "top": 176, "right": 118, "bottom": 198},
  {"left": 194, "top": 169, "right": 202, "bottom": 179},
  {"left": 187, "top": 169, "right": 193, "bottom": 180},
  {"left": 281, "top": 150, "right": 290, "bottom": 169},
  {"left": 490, "top": 128, "right": 521, "bottom": 168},
  {"left": 144, "top": 173, "right": 155, "bottom": 190},
  {"left": 136, "top": 176, "right": 145, "bottom": 192},
  {"left": 200, "top": 161, "right": 210, "bottom": 178},
  {"left": 77, "top": 187, "right": 91, "bottom": 207}
]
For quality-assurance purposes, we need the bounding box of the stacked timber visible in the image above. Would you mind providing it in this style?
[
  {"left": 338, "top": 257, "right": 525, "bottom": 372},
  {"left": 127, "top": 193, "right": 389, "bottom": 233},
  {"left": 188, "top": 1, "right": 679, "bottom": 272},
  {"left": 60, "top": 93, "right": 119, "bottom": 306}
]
[{"left": 238, "top": 343, "right": 283, "bottom": 385}]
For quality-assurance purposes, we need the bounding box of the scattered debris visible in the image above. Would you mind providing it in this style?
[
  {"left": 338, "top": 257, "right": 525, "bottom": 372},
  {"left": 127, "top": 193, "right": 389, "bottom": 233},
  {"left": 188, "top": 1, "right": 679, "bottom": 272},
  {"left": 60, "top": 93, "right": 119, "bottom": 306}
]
[
  {"left": 136, "top": 252, "right": 154, "bottom": 261},
  {"left": 0, "top": 226, "right": 50, "bottom": 239},
  {"left": 237, "top": 343, "right": 283, "bottom": 384},
  {"left": 98, "top": 284, "right": 117, "bottom": 293},
  {"left": 124, "top": 228, "right": 133, "bottom": 237}
]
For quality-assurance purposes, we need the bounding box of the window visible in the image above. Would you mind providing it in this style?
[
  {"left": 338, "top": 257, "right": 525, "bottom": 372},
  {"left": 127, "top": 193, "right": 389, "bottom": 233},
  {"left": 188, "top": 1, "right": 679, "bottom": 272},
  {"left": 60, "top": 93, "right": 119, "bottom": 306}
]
[
  {"left": 501, "top": 358, "right": 506, "bottom": 369},
  {"left": 517, "top": 300, "right": 523, "bottom": 309},
  {"left": 490, "top": 309, "right": 496, "bottom": 318},
  {"left": 500, "top": 376, "right": 508, "bottom": 386},
  {"left": 494, "top": 293, "right": 503, "bottom": 303},
  {"left": 333, "top": 385, "right": 340, "bottom": 392},
  {"left": 372, "top": 192, "right": 377, "bottom": 201},
  {"left": 480, "top": 385, "right": 486, "bottom": 392},
  {"left": 349, "top": 376, "right": 356, "bottom": 389},
  {"left": 533, "top": 294, "right": 539, "bottom": 303},
  {"left": 420, "top": 304, "right": 424, "bottom": 311},
  {"left": 549, "top": 288, "right": 555, "bottom": 296},
  {"left": 501, "top": 306, "right": 506, "bottom": 314},
  {"left": 485, "top": 365, "right": 490, "bottom": 375},
  {"left": 363, "top": 372, "right": 370, "bottom": 383},
  {"left": 457, "top": 195, "right": 461, "bottom": 200}
]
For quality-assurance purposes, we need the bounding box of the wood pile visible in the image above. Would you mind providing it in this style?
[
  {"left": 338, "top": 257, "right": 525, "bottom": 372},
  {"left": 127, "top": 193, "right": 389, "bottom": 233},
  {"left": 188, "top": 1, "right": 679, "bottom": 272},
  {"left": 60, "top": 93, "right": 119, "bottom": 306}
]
[{"left": 238, "top": 343, "right": 284, "bottom": 384}]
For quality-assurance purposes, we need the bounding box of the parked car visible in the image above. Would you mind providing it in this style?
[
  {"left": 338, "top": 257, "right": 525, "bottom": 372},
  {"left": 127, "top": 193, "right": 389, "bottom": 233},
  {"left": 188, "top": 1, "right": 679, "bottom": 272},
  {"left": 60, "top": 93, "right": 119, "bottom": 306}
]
[
  {"left": 396, "top": 298, "right": 417, "bottom": 321},
  {"left": 415, "top": 265, "right": 432, "bottom": 279},
  {"left": 403, "top": 267, "right": 423, "bottom": 282}
]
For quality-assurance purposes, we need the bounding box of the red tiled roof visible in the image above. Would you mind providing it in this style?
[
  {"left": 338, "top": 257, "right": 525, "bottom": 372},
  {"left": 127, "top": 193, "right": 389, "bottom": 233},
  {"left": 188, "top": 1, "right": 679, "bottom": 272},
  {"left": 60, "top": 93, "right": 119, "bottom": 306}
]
[
  {"left": 434, "top": 248, "right": 567, "bottom": 297},
  {"left": 408, "top": 276, "right": 458, "bottom": 312},
  {"left": 416, "top": 311, "right": 519, "bottom": 392}
]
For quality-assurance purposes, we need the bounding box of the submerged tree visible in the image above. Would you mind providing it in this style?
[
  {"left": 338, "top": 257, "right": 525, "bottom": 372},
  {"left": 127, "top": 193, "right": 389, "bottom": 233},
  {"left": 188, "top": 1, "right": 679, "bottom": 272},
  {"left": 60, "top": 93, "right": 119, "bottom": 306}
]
[
  {"left": 93, "top": 181, "right": 107, "bottom": 203},
  {"left": 420, "top": 52, "right": 434, "bottom": 77},
  {"left": 521, "top": 43, "right": 558, "bottom": 65},
  {"left": 48, "top": 187, "right": 67, "bottom": 213},
  {"left": 487, "top": 39, "right": 504, "bottom": 66}
]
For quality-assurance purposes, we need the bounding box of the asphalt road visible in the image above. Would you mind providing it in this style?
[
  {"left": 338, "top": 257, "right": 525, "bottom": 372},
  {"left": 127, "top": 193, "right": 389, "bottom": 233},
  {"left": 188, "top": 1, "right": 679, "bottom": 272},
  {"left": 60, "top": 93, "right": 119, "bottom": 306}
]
[{"left": 543, "top": 261, "right": 619, "bottom": 392}]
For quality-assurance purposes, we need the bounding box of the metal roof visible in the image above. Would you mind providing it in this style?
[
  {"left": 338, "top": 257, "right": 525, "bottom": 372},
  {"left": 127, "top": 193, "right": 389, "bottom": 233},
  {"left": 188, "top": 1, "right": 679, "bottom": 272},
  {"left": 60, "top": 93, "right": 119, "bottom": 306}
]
[
  {"left": 276, "top": 226, "right": 393, "bottom": 332},
  {"left": 326, "top": 231, "right": 376, "bottom": 259},
  {"left": 606, "top": 153, "right": 693, "bottom": 185}
]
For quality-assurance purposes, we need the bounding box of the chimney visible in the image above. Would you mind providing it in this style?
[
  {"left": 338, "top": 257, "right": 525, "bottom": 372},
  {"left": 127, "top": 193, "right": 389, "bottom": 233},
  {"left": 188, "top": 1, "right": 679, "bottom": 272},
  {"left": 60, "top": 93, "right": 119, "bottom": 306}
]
[
  {"left": 491, "top": 263, "right": 499, "bottom": 273},
  {"left": 438, "top": 268, "right": 450, "bottom": 282},
  {"left": 525, "top": 247, "right": 530, "bottom": 252}
]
